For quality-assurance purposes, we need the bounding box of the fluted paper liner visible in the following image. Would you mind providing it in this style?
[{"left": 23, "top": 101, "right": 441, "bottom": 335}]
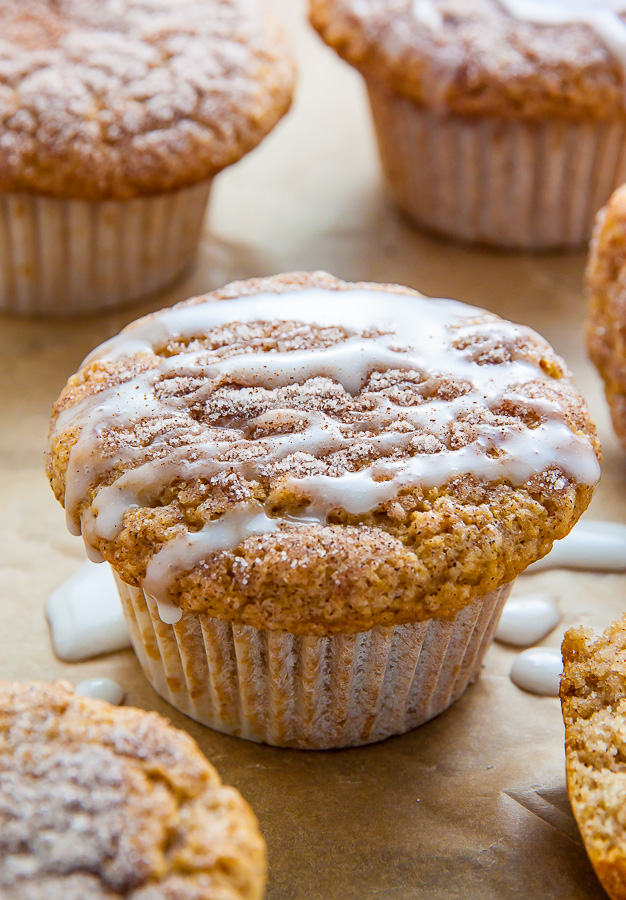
[
  {"left": 367, "top": 81, "right": 626, "bottom": 249},
  {"left": 114, "top": 573, "right": 511, "bottom": 750},
  {"left": 0, "top": 180, "right": 211, "bottom": 316}
]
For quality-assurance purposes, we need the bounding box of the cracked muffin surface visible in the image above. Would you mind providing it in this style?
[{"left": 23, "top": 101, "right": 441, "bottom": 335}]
[
  {"left": 309, "top": 0, "right": 626, "bottom": 120},
  {"left": 0, "top": 681, "right": 266, "bottom": 900},
  {"left": 0, "top": 0, "right": 294, "bottom": 199},
  {"left": 46, "top": 271, "right": 600, "bottom": 634}
]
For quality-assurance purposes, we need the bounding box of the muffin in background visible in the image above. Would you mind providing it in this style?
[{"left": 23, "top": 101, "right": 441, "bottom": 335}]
[
  {"left": 0, "top": 0, "right": 293, "bottom": 317},
  {"left": 46, "top": 271, "right": 601, "bottom": 749},
  {"left": 310, "top": 0, "right": 626, "bottom": 250},
  {"left": 587, "top": 184, "right": 626, "bottom": 448},
  {"left": 0, "top": 680, "right": 267, "bottom": 900},
  {"left": 561, "top": 617, "right": 626, "bottom": 900}
]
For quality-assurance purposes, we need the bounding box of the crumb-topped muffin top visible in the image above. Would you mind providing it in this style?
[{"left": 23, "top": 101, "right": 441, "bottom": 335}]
[
  {"left": 46, "top": 272, "right": 600, "bottom": 634},
  {"left": 0, "top": 0, "right": 293, "bottom": 199},
  {"left": 0, "top": 681, "right": 266, "bottom": 900},
  {"left": 310, "top": 0, "right": 626, "bottom": 120}
]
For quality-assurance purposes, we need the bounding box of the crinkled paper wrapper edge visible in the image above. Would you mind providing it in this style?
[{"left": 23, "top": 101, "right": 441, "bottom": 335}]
[{"left": 115, "top": 572, "right": 511, "bottom": 750}]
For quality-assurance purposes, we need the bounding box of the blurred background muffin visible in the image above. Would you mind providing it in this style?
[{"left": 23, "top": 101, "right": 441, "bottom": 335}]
[
  {"left": 45, "top": 271, "right": 601, "bottom": 749},
  {"left": 0, "top": 0, "right": 294, "bottom": 317},
  {"left": 0, "top": 680, "right": 267, "bottom": 900},
  {"left": 310, "top": 0, "right": 626, "bottom": 250},
  {"left": 587, "top": 183, "right": 626, "bottom": 449}
]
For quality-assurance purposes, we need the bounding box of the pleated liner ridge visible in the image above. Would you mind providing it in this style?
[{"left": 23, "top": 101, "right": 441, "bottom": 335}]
[
  {"left": 367, "top": 80, "right": 626, "bottom": 250},
  {"left": 115, "top": 572, "right": 511, "bottom": 750},
  {"left": 0, "top": 180, "right": 211, "bottom": 316}
]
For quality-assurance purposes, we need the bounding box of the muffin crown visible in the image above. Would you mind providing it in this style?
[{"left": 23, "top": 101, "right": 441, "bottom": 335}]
[
  {"left": 310, "top": 0, "right": 626, "bottom": 120},
  {"left": 46, "top": 272, "right": 600, "bottom": 633},
  {"left": 0, "top": 0, "right": 294, "bottom": 199},
  {"left": 0, "top": 681, "right": 266, "bottom": 900}
]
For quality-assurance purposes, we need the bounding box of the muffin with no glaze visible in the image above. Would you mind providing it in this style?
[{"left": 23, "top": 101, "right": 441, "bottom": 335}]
[
  {"left": 310, "top": 0, "right": 626, "bottom": 249},
  {"left": 46, "top": 271, "right": 601, "bottom": 749},
  {"left": 561, "top": 617, "right": 626, "bottom": 900},
  {"left": 587, "top": 184, "right": 626, "bottom": 448},
  {"left": 0, "top": 0, "right": 293, "bottom": 316},
  {"left": 0, "top": 680, "right": 266, "bottom": 900}
]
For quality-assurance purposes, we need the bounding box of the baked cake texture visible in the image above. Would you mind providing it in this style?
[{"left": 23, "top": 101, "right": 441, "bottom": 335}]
[
  {"left": 0, "top": 680, "right": 266, "bottom": 899},
  {"left": 0, "top": 0, "right": 294, "bottom": 200},
  {"left": 309, "top": 0, "right": 626, "bottom": 248},
  {"left": 0, "top": 0, "right": 294, "bottom": 315},
  {"left": 45, "top": 271, "right": 600, "bottom": 746},
  {"left": 561, "top": 617, "right": 626, "bottom": 900},
  {"left": 46, "top": 271, "right": 600, "bottom": 634},
  {"left": 587, "top": 184, "right": 626, "bottom": 449}
]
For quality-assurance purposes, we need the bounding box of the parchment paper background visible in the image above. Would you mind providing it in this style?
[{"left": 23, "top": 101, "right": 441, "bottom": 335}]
[{"left": 1, "top": 2, "right": 625, "bottom": 897}]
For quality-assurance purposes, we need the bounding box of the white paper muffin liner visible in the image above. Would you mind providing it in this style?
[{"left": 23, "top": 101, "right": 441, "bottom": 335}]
[
  {"left": 0, "top": 180, "right": 211, "bottom": 316},
  {"left": 114, "top": 573, "right": 511, "bottom": 750},
  {"left": 367, "top": 81, "right": 626, "bottom": 250}
]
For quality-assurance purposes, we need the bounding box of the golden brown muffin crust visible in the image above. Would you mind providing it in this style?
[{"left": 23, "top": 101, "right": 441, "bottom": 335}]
[
  {"left": 46, "top": 272, "right": 600, "bottom": 634},
  {"left": 0, "top": 0, "right": 294, "bottom": 200},
  {"left": 587, "top": 184, "right": 626, "bottom": 449},
  {"left": 0, "top": 681, "right": 266, "bottom": 900},
  {"left": 561, "top": 618, "right": 626, "bottom": 900},
  {"left": 309, "top": 0, "right": 626, "bottom": 120}
]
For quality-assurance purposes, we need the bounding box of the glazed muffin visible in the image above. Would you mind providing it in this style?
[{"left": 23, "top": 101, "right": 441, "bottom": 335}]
[
  {"left": 0, "top": 680, "right": 266, "bottom": 900},
  {"left": 0, "top": 0, "right": 293, "bottom": 316},
  {"left": 587, "top": 184, "right": 626, "bottom": 448},
  {"left": 310, "top": 0, "right": 626, "bottom": 249},
  {"left": 46, "top": 271, "right": 600, "bottom": 748},
  {"left": 561, "top": 617, "right": 626, "bottom": 900}
]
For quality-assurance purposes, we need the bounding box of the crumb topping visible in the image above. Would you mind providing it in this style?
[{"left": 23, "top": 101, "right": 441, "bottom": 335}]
[
  {"left": 0, "top": 681, "right": 266, "bottom": 900},
  {"left": 0, "top": 0, "right": 294, "bottom": 199},
  {"left": 309, "top": 0, "right": 626, "bottom": 119}
]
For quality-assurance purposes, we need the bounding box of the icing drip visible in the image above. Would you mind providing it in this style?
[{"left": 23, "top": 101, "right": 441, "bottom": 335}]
[
  {"left": 46, "top": 561, "right": 130, "bottom": 662},
  {"left": 510, "top": 647, "right": 563, "bottom": 696},
  {"left": 528, "top": 520, "right": 626, "bottom": 572},
  {"left": 52, "top": 287, "right": 600, "bottom": 608},
  {"left": 75, "top": 677, "right": 125, "bottom": 706},
  {"left": 499, "top": 0, "right": 626, "bottom": 74},
  {"left": 412, "top": 0, "right": 444, "bottom": 29},
  {"left": 144, "top": 505, "right": 280, "bottom": 623},
  {"left": 495, "top": 593, "right": 560, "bottom": 647}
]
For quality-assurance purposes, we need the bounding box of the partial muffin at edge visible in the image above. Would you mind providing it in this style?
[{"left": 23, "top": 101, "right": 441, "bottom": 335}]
[
  {"left": 561, "top": 618, "right": 626, "bottom": 900},
  {"left": 0, "top": 680, "right": 266, "bottom": 900},
  {"left": 587, "top": 184, "right": 626, "bottom": 449},
  {"left": 46, "top": 271, "right": 600, "bottom": 634}
]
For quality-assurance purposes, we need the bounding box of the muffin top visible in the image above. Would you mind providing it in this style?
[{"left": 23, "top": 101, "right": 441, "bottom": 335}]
[
  {"left": 0, "top": 0, "right": 293, "bottom": 200},
  {"left": 46, "top": 271, "right": 601, "bottom": 634},
  {"left": 309, "top": 0, "right": 626, "bottom": 120},
  {"left": 587, "top": 183, "right": 626, "bottom": 449},
  {"left": 0, "top": 680, "right": 266, "bottom": 900}
]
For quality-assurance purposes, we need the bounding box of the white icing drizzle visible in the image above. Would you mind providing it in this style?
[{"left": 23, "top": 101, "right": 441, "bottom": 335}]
[
  {"left": 528, "top": 520, "right": 626, "bottom": 572},
  {"left": 495, "top": 593, "right": 561, "bottom": 647},
  {"left": 52, "top": 287, "right": 600, "bottom": 611},
  {"left": 144, "top": 505, "right": 280, "bottom": 623},
  {"left": 510, "top": 647, "right": 563, "bottom": 696},
  {"left": 499, "top": 0, "right": 626, "bottom": 74},
  {"left": 75, "top": 677, "right": 125, "bottom": 706},
  {"left": 412, "top": 0, "right": 444, "bottom": 29},
  {"left": 46, "top": 561, "right": 130, "bottom": 662}
]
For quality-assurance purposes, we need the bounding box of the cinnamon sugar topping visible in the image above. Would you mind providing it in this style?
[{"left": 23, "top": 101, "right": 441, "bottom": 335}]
[{"left": 47, "top": 274, "right": 600, "bottom": 622}]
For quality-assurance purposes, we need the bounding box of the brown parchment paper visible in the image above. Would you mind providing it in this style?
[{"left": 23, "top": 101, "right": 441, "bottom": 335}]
[{"left": 1, "top": 2, "right": 625, "bottom": 897}]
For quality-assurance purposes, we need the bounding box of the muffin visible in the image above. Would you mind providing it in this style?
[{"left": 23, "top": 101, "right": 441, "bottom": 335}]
[
  {"left": 310, "top": 0, "right": 626, "bottom": 249},
  {"left": 46, "top": 271, "right": 601, "bottom": 749},
  {"left": 561, "top": 617, "right": 626, "bottom": 900},
  {"left": 587, "top": 184, "right": 626, "bottom": 448},
  {"left": 0, "top": 680, "right": 266, "bottom": 900},
  {"left": 0, "top": 0, "right": 293, "bottom": 317}
]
